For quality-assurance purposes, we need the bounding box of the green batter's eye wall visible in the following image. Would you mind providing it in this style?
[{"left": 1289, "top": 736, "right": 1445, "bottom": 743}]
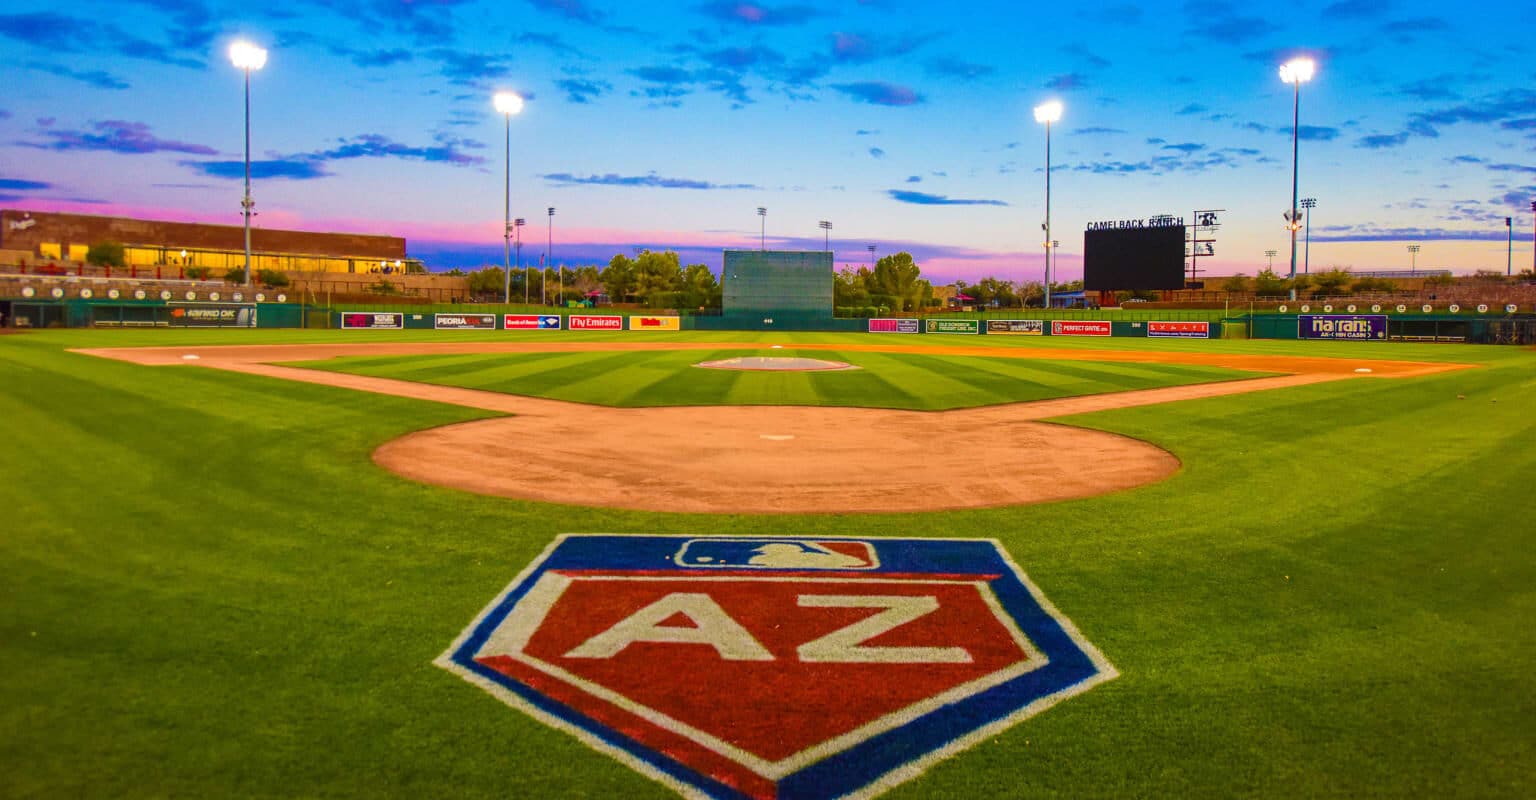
[{"left": 721, "top": 249, "right": 834, "bottom": 329}]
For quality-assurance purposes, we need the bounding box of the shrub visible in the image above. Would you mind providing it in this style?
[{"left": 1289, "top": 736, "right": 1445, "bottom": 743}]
[{"left": 85, "top": 241, "right": 126, "bottom": 267}]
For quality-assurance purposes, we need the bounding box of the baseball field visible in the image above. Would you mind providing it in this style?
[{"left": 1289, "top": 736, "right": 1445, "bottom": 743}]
[{"left": 2, "top": 328, "right": 1533, "bottom": 798}]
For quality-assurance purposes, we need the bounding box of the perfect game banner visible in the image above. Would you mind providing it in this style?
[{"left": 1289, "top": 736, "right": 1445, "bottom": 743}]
[{"left": 1298, "top": 315, "right": 1387, "bottom": 341}]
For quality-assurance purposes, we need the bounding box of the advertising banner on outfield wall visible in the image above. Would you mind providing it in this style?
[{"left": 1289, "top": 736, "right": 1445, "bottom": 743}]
[
  {"left": 341, "top": 312, "right": 403, "bottom": 330},
  {"left": 869, "top": 318, "right": 920, "bottom": 333},
  {"left": 629, "top": 316, "right": 681, "bottom": 331},
  {"left": 925, "top": 319, "right": 980, "bottom": 334},
  {"left": 1147, "top": 321, "right": 1210, "bottom": 339},
  {"left": 504, "top": 314, "right": 562, "bottom": 330},
  {"left": 168, "top": 303, "right": 256, "bottom": 328},
  {"left": 986, "top": 319, "right": 1045, "bottom": 336},
  {"left": 569, "top": 314, "right": 624, "bottom": 331},
  {"left": 1298, "top": 314, "right": 1387, "bottom": 340},
  {"left": 1051, "top": 320, "right": 1112, "bottom": 336},
  {"left": 434, "top": 313, "right": 497, "bottom": 330}
]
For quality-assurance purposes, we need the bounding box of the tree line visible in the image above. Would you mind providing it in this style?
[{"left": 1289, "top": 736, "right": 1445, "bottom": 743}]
[{"left": 460, "top": 250, "right": 720, "bottom": 308}]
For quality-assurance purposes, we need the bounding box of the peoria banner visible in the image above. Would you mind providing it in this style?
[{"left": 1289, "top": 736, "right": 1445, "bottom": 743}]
[
  {"left": 168, "top": 303, "right": 257, "bottom": 328},
  {"left": 341, "top": 312, "right": 404, "bottom": 330},
  {"left": 629, "top": 315, "right": 682, "bottom": 331},
  {"left": 434, "top": 313, "right": 496, "bottom": 330},
  {"left": 1051, "top": 320, "right": 1111, "bottom": 337},
  {"left": 986, "top": 319, "right": 1044, "bottom": 336},
  {"left": 924, "top": 319, "right": 980, "bottom": 334},
  {"left": 1147, "top": 321, "right": 1209, "bottom": 339},
  {"left": 869, "top": 318, "right": 920, "bottom": 333},
  {"left": 1298, "top": 314, "right": 1387, "bottom": 341}
]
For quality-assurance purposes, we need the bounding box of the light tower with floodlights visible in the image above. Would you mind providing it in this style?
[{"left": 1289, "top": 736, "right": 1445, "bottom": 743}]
[
  {"left": 229, "top": 40, "right": 267, "bottom": 293},
  {"left": 493, "top": 91, "right": 524, "bottom": 304},
  {"left": 1279, "top": 56, "right": 1315, "bottom": 301},
  {"left": 1034, "top": 100, "right": 1063, "bottom": 309}
]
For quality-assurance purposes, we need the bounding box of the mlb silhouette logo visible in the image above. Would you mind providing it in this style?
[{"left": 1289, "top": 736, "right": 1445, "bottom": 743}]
[{"left": 438, "top": 535, "right": 1116, "bottom": 799}]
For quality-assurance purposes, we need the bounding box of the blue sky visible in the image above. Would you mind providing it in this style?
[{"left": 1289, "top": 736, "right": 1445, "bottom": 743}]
[{"left": 1, "top": 0, "right": 1533, "bottom": 281}]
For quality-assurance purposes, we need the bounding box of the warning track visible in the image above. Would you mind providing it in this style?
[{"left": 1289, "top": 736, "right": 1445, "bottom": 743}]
[{"left": 80, "top": 341, "right": 1466, "bottom": 513}]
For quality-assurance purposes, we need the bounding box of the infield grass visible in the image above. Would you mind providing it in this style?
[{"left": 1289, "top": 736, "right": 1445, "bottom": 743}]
[
  {"left": 2, "top": 329, "right": 1533, "bottom": 799},
  {"left": 285, "top": 348, "right": 1267, "bottom": 409}
]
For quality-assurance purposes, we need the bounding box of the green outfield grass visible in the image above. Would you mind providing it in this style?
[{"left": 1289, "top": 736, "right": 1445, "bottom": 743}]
[
  {"left": 286, "top": 348, "right": 1267, "bottom": 409},
  {"left": 2, "top": 329, "right": 1534, "bottom": 799}
]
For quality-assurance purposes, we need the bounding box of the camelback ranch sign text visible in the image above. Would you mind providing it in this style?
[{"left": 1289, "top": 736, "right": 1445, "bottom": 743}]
[
  {"left": 924, "top": 319, "right": 980, "bottom": 334},
  {"left": 438, "top": 535, "right": 1117, "bottom": 800},
  {"left": 1299, "top": 315, "right": 1388, "bottom": 341}
]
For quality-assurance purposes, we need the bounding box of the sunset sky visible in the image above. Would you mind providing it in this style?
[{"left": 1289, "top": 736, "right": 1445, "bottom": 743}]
[{"left": 1, "top": 0, "right": 1533, "bottom": 282}]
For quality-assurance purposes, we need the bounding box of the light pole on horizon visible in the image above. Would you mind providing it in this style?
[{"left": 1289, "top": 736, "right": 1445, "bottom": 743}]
[
  {"left": 1530, "top": 200, "right": 1535, "bottom": 275},
  {"left": 1300, "top": 197, "right": 1317, "bottom": 274},
  {"left": 757, "top": 207, "right": 767, "bottom": 250},
  {"left": 1279, "top": 56, "right": 1315, "bottom": 302},
  {"left": 229, "top": 40, "right": 267, "bottom": 293},
  {"left": 867, "top": 244, "right": 876, "bottom": 268},
  {"left": 819, "top": 220, "right": 832, "bottom": 252},
  {"left": 493, "top": 91, "right": 524, "bottom": 304},
  {"left": 1407, "top": 244, "right": 1421, "bottom": 271},
  {"left": 1508, "top": 216, "right": 1515, "bottom": 277},
  {"left": 1034, "top": 100, "right": 1063, "bottom": 309},
  {"left": 514, "top": 218, "right": 526, "bottom": 303},
  {"left": 1265, "top": 249, "right": 1278, "bottom": 270},
  {"left": 1051, "top": 240, "right": 1060, "bottom": 299},
  {"left": 547, "top": 207, "right": 557, "bottom": 306}
]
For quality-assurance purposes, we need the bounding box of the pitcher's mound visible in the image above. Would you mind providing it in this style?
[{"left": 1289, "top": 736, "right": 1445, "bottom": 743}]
[{"left": 697, "top": 356, "right": 858, "bottom": 371}]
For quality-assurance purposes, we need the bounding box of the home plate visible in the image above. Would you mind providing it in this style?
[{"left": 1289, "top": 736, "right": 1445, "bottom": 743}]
[
  {"left": 771, "top": 345, "right": 783, "bottom": 349},
  {"left": 182, "top": 354, "right": 201, "bottom": 360},
  {"left": 760, "top": 434, "right": 795, "bottom": 441},
  {"left": 1354, "top": 368, "right": 1373, "bottom": 374}
]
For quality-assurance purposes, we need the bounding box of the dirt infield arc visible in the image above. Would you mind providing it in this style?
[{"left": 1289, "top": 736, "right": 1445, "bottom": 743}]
[{"left": 81, "top": 342, "right": 1466, "bottom": 514}]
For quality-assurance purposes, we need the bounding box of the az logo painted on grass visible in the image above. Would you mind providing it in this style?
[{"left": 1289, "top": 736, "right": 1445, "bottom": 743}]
[{"left": 437, "top": 535, "right": 1117, "bottom": 799}]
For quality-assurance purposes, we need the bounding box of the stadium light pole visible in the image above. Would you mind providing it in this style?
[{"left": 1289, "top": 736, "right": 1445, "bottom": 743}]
[
  {"left": 515, "top": 218, "right": 526, "bottom": 303},
  {"left": 493, "top": 91, "right": 524, "bottom": 305},
  {"left": 757, "top": 207, "right": 767, "bottom": 250},
  {"left": 1300, "top": 197, "right": 1317, "bottom": 274},
  {"left": 867, "top": 244, "right": 876, "bottom": 268},
  {"left": 1279, "top": 57, "right": 1315, "bottom": 302},
  {"left": 229, "top": 40, "right": 267, "bottom": 292},
  {"left": 548, "top": 207, "right": 557, "bottom": 306},
  {"left": 1265, "top": 249, "right": 1277, "bottom": 270},
  {"left": 819, "top": 220, "right": 832, "bottom": 252},
  {"left": 1530, "top": 199, "right": 1535, "bottom": 275},
  {"left": 1034, "top": 100, "right": 1063, "bottom": 309},
  {"left": 1407, "top": 244, "right": 1420, "bottom": 271},
  {"left": 1508, "top": 216, "right": 1514, "bottom": 277}
]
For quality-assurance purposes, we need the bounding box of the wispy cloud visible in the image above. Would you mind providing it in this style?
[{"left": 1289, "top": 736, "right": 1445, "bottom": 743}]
[
  {"left": 542, "top": 172, "right": 760, "bottom": 190},
  {"left": 24, "top": 62, "right": 129, "bottom": 90},
  {"left": 1321, "top": 0, "right": 1396, "bottom": 19},
  {"left": 24, "top": 120, "right": 216, "bottom": 155},
  {"left": 698, "top": 1, "right": 822, "bottom": 26},
  {"left": 1044, "top": 73, "right": 1088, "bottom": 91},
  {"left": 925, "top": 56, "right": 994, "bottom": 79},
  {"left": 1312, "top": 225, "right": 1516, "bottom": 243},
  {"left": 557, "top": 78, "right": 613, "bottom": 104},
  {"left": 0, "top": 178, "right": 52, "bottom": 191},
  {"left": 1162, "top": 142, "right": 1205, "bottom": 153},
  {"left": 832, "top": 81, "right": 922, "bottom": 106},
  {"left": 1357, "top": 132, "right": 1409, "bottom": 149},
  {"left": 182, "top": 159, "right": 331, "bottom": 181},
  {"left": 868, "top": 147, "right": 885, "bottom": 159},
  {"left": 427, "top": 50, "right": 513, "bottom": 86},
  {"left": 888, "top": 190, "right": 1007, "bottom": 207}
]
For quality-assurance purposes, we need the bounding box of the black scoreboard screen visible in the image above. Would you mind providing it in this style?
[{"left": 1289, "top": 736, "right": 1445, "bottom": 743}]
[{"left": 1083, "top": 225, "right": 1187, "bottom": 290}]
